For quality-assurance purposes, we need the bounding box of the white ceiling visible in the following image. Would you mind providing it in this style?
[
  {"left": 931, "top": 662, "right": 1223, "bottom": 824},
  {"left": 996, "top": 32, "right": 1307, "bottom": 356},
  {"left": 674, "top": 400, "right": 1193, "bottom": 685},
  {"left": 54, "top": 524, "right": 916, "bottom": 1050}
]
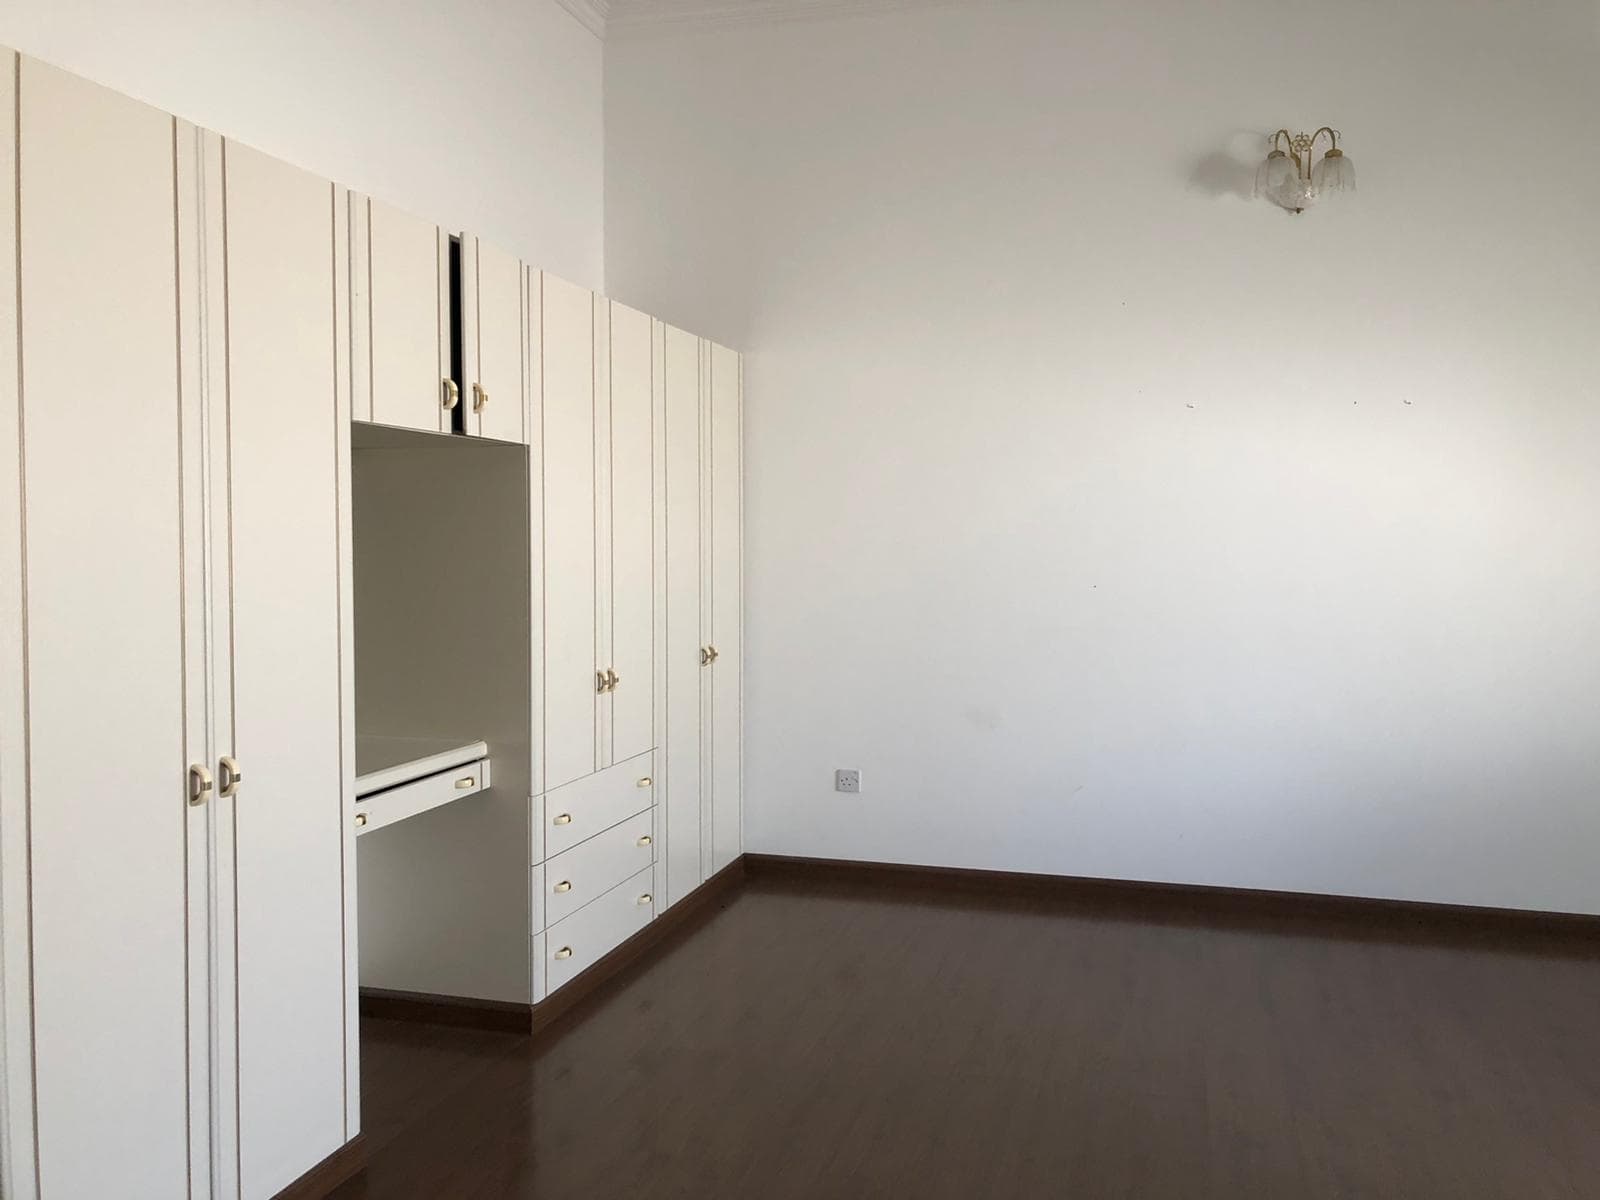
[{"left": 558, "top": 0, "right": 981, "bottom": 39}]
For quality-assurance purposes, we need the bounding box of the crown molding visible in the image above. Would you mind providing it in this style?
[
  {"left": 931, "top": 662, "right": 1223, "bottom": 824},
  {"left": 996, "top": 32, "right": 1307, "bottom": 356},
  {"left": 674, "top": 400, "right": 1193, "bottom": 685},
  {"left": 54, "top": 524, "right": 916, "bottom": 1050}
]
[
  {"left": 605, "top": 0, "right": 989, "bottom": 38},
  {"left": 555, "top": 0, "right": 611, "bottom": 38}
]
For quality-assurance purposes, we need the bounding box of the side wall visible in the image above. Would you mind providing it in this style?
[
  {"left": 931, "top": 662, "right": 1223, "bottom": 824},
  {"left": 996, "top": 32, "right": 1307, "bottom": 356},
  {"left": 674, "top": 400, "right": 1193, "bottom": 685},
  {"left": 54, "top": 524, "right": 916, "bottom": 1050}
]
[{"left": 605, "top": 0, "right": 1600, "bottom": 913}]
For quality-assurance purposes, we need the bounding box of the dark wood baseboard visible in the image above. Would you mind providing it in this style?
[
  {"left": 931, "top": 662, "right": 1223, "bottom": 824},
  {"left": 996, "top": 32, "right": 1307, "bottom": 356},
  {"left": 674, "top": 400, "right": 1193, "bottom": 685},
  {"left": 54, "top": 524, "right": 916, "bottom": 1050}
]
[
  {"left": 742, "top": 853, "right": 1600, "bottom": 946},
  {"left": 360, "top": 987, "right": 534, "bottom": 1033},
  {"left": 270, "top": 1132, "right": 366, "bottom": 1200},
  {"left": 531, "top": 854, "right": 748, "bottom": 1037}
]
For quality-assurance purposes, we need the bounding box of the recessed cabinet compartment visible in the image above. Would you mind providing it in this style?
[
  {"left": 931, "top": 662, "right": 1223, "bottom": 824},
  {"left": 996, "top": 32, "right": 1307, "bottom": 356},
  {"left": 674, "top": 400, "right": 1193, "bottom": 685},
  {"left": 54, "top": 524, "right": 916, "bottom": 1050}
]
[
  {"left": 544, "top": 865, "right": 656, "bottom": 995},
  {"left": 543, "top": 808, "right": 656, "bottom": 927},
  {"left": 542, "top": 750, "right": 655, "bottom": 860},
  {"left": 353, "top": 423, "right": 534, "bottom": 1006}
]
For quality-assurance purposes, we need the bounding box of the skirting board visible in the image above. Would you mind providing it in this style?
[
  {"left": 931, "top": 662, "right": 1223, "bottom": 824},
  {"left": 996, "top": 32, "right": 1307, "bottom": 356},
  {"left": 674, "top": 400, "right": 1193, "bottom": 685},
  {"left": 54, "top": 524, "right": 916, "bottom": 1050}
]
[
  {"left": 741, "top": 854, "right": 1600, "bottom": 945},
  {"left": 269, "top": 1133, "right": 367, "bottom": 1200},
  {"left": 359, "top": 987, "right": 534, "bottom": 1033},
  {"left": 359, "top": 856, "right": 749, "bottom": 1036}
]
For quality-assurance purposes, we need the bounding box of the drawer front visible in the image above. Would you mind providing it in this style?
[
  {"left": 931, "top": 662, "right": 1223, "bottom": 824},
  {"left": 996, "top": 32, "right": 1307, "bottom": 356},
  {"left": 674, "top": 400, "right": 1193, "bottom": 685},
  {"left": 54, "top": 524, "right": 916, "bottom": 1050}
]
[
  {"left": 541, "top": 750, "right": 654, "bottom": 859},
  {"left": 544, "top": 866, "right": 655, "bottom": 994},
  {"left": 355, "top": 758, "right": 490, "bottom": 836},
  {"left": 544, "top": 809, "right": 655, "bottom": 928}
]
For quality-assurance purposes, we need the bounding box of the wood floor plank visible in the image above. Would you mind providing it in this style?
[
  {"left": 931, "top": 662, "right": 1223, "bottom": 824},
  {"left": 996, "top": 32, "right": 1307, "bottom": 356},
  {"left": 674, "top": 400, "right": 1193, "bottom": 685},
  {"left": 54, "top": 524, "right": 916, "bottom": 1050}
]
[{"left": 331, "top": 874, "right": 1600, "bottom": 1199}]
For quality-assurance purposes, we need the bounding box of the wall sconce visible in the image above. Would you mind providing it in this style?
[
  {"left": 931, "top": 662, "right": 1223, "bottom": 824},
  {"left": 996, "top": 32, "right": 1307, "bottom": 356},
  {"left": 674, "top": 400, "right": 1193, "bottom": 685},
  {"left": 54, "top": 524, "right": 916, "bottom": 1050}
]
[{"left": 1256, "top": 128, "right": 1354, "bottom": 214}]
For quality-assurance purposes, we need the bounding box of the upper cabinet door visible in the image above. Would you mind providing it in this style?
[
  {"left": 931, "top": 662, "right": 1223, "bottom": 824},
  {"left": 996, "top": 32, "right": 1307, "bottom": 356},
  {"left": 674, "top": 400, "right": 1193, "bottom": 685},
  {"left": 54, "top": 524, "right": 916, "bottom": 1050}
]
[
  {"left": 470, "top": 236, "right": 526, "bottom": 443},
  {"left": 708, "top": 342, "right": 744, "bottom": 874},
  {"left": 542, "top": 274, "right": 599, "bottom": 791},
  {"left": 661, "top": 323, "right": 706, "bottom": 906},
  {"left": 9, "top": 57, "right": 203, "bottom": 1199},
  {"left": 361, "top": 196, "right": 447, "bottom": 432},
  {"left": 609, "top": 302, "right": 655, "bottom": 764},
  {"left": 219, "top": 140, "right": 351, "bottom": 1200}
]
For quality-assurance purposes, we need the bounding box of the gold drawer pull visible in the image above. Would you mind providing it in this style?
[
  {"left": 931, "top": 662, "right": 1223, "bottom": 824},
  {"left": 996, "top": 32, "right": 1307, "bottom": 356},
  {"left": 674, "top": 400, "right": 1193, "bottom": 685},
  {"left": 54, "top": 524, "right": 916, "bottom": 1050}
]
[
  {"left": 553, "top": 813, "right": 573, "bottom": 826},
  {"left": 554, "top": 946, "right": 573, "bottom": 960},
  {"left": 472, "top": 382, "right": 489, "bottom": 413},
  {"left": 637, "top": 893, "right": 652, "bottom": 906},
  {"left": 455, "top": 776, "right": 476, "bottom": 790},
  {"left": 442, "top": 378, "right": 459, "bottom": 410},
  {"left": 553, "top": 880, "right": 572, "bottom": 894},
  {"left": 636, "top": 776, "right": 652, "bottom": 788},
  {"left": 636, "top": 835, "right": 652, "bottom": 848},
  {"left": 354, "top": 812, "right": 368, "bottom": 828}
]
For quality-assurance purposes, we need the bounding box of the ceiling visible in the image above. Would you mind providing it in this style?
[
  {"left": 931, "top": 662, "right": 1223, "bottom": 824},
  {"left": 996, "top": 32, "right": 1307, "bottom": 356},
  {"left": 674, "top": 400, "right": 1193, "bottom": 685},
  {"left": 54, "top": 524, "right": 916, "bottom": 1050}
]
[{"left": 558, "top": 0, "right": 979, "bottom": 38}]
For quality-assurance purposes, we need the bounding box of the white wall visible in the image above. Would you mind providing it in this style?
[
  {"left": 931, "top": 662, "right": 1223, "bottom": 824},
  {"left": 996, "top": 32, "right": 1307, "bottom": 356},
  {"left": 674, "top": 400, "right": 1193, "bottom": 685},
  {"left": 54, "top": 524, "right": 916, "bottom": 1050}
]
[
  {"left": 0, "top": 0, "right": 604, "bottom": 289},
  {"left": 606, "top": 0, "right": 1600, "bottom": 913}
]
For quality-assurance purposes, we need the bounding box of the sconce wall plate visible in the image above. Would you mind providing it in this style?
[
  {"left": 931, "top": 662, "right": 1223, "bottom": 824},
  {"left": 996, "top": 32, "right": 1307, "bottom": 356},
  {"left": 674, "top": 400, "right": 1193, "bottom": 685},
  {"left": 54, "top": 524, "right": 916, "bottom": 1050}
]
[{"left": 1257, "top": 127, "right": 1354, "bottom": 214}]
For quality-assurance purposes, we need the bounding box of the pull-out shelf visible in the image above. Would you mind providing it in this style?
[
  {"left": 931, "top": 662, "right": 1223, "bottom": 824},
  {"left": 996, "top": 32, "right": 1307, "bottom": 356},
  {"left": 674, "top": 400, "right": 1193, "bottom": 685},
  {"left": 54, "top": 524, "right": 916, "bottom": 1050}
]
[{"left": 355, "top": 735, "right": 491, "bottom": 836}]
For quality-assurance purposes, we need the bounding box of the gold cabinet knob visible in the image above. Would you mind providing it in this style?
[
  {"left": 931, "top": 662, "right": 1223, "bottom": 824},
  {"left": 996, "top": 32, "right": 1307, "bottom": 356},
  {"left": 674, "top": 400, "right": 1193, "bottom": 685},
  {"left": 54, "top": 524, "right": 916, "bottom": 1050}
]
[
  {"left": 219, "top": 756, "right": 243, "bottom": 799},
  {"left": 553, "top": 880, "right": 572, "bottom": 894},
  {"left": 636, "top": 835, "right": 652, "bottom": 848},
  {"left": 607, "top": 668, "right": 620, "bottom": 691},
  {"left": 699, "top": 646, "right": 711, "bottom": 666},
  {"left": 472, "top": 382, "right": 489, "bottom": 412},
  {"left": 636, "top": 894, "right": 652, "bottom": 906},
  {"left": 442, "top": 378, "right": 460, "bottom": 410},
  {"left": 596, "top": 669, "right": 609, "bottom": 694},
  {"left": 554, "top": 946, "right": 573, "bottom": 960},
  {"left": 354, "top": 812, "right": 368, "bottom": 828},
  {"left": 188, "top": 763, "right": 213, "bottom": 807},
  {"left": 636, "top": 776, "right": 652, "bottom": 788},
  {"left": 454, "top": 775, "right": 476, "bottom": 790},
  {"left": 553, "top": 813, "right": 573, "bottom": 826}
]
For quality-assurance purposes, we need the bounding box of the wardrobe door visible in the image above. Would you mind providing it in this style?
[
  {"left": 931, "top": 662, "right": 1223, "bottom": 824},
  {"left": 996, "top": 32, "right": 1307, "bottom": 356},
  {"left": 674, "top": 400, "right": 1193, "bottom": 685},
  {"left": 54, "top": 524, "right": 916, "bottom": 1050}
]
[
  {"left": 364, "top": 196, "right": 447, "bottom": 432},
  {"left": 0, "top": 52, "right": 28, "bottom": 1200},
  {"left": 470, "top": 236, "right": 526, "bottom": 443},
  {"left": 708, "top": 342, "right": 744, "bottom": 873},
  {"left": 220, "top": 140, "right": 351, "bottom": 1199},
  {"left": 609, "top": 302, "right": 656, "bottom": 763},
  {"left": 542, "top": 274, "right": 599, "bottom": 790},
  {"left": 9, "top": 58, "right": 203, "bottom": 1198},
  {"left": 662, "top": 324, "right": 706, "bottom": 906}
]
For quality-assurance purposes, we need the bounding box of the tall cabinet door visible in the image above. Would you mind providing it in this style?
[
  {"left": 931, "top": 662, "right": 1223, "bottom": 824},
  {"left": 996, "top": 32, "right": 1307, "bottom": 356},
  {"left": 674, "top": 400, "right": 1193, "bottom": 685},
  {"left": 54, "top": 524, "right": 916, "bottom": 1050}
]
[
  {"left": 218, "top": 140, "right": 353, "bottom": 1200},
  {"left": 662, "top": 324, "right": 706, "bottom": 907},
  {"left": 359, "top": 196, "right": 448, "bottom": 432},
  {"left": 542, "top": 274, "right": 599, "bottom": 791},
  {"left": 708, "top": 342, "right": 744, "bottom": 873},
  {"left": 5, "top": 57, "right": 206, "bottom": 1199},
  {"left": 609, "top": 302, "right": 656, "bottom": 764},
  {"left": 468, "top": 235, "right": 526, "bottom": 443}
]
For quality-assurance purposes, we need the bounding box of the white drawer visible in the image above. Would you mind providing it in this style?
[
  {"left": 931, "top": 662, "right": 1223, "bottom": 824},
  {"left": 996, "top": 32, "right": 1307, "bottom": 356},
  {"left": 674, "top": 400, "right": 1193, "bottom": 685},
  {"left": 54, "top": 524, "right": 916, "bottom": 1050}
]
[
  {"left": 354, "top": 757, "right": 490, "bottom": 836},
  {"left": 540, "top": 750, "right": 654, "bottom": 860},
  {"left": 542, "top": 808, "right": 655, "bottom": 928},
  {"left": 544, "top": 865, "right": 655, "bottom": 995}
]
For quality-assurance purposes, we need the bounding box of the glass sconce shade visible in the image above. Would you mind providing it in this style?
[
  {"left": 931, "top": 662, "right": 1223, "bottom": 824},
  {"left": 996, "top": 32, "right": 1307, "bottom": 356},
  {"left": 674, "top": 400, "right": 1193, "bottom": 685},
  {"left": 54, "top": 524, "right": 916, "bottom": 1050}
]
[
  {"left": 1311, "top": 148, "right": 1355, "bottom": 193},
  {"left": 1256, "top": 150, "right": 1299, "bottom": 199}
]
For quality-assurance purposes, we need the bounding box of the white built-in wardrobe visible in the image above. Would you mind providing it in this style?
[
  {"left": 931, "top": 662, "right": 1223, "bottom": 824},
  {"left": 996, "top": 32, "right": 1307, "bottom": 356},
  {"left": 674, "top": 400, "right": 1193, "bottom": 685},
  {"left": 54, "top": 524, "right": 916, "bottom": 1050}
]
[{"left": 0, "top": 48, "right": 743, "bottom": 1200}]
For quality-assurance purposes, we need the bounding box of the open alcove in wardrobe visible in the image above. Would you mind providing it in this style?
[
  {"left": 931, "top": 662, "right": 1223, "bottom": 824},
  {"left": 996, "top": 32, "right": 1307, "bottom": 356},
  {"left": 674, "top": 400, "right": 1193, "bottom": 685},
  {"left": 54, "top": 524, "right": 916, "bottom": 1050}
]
[{"left": 351, "top": 423, "right": 536, "bottom": 1007}]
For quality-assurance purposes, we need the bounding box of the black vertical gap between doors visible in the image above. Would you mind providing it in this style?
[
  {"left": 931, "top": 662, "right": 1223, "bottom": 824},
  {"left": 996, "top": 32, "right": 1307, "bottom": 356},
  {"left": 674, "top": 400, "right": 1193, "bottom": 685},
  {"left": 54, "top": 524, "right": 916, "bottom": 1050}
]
[{"left": 448, "top": 235, "right": 464, "bottom": 435}]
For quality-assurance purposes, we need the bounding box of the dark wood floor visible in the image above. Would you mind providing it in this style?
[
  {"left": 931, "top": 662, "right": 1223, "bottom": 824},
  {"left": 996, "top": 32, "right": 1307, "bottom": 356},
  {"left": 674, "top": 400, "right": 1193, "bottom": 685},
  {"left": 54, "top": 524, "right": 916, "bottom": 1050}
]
[{"left": 331, "top": 870, "right": 1600, "bottom": 1199}]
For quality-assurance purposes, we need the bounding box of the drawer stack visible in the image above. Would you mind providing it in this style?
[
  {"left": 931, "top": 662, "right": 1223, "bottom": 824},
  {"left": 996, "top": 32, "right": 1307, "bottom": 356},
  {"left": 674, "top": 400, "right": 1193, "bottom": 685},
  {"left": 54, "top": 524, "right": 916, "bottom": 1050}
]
[{"left": 532, "top": 749, "right": 658, "bottom": 1000}]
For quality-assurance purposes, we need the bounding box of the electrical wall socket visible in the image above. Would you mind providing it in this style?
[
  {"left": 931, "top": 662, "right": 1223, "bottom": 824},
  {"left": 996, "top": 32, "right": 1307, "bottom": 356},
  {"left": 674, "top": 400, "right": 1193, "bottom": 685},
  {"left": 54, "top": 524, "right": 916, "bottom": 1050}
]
[{"left": 834, "top": 769, "right": 861, "bottom": 794}]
